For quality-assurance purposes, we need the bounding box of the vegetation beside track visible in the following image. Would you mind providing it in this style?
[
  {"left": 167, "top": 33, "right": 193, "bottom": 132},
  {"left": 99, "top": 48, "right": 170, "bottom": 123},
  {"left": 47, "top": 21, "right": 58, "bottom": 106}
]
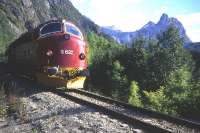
[
  {"left": 87, "top": 26, "right": 200, "bottom": 121},
  {"left": 0, "top": 81, "right": 26, "bottom": 121}
]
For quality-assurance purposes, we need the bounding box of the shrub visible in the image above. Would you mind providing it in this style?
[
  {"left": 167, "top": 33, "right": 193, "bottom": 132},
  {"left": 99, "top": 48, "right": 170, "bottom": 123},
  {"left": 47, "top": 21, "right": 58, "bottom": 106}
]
[{"left": 128, "top": 81, "right": 142, "bottom": 107}]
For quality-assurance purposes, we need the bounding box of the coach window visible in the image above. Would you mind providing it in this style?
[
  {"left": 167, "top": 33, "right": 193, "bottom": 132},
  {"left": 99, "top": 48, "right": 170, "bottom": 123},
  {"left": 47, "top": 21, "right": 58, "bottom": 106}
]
[{"left": 40, "top": 22, "right": 61, "bottom": 35}]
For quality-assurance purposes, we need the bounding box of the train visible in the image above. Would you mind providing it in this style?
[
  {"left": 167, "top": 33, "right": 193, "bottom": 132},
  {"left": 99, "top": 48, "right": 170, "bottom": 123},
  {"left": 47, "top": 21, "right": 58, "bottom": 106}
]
[{"left": 7, "top": 19, "right": 89, "bottom": 88}]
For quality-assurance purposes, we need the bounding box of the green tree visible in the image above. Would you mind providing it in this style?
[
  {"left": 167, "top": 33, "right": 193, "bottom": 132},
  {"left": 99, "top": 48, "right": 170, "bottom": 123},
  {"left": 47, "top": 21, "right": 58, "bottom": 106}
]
[
  {"left": 147, "top": 25, "right": 193, "bottom": 89},
  {"left": 109, "top": 60, "right": 128, "bottom": 100},
  {"left": 165, "top": 66, "right": 197, "bottom": 116},
  {"left": 143, "top": 67, "right": 193, "bottom": 115},
  {"left": 128, "top": 81, "right": 142, "bottom": 107},
  {"left": 123, "top": 38, "right": 150, "bottom": 89},
  {"left": 185, "top": 81, "right": 200, "bottom": 120},
  {"left": 110, "top": 60, "right": 127, "bottom": 87},
  {"left": 130, "top": 25, "right": 195, "bottom": 116},
  {"left": 87, "top": 32, "right": 128, "bottom": 98},
  {"left": 143, "top": 86, "right": 172, "bottom": 114}
]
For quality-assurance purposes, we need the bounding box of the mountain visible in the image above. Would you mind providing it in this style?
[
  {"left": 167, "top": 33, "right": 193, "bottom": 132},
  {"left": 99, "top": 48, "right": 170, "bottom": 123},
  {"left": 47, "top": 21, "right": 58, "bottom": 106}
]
[
  {"left": 0, "top": 0, "right": 99, "bottom": 55},
  {"left": 0, "top": 1, "right": 192, "bottom": 56},
  {"left": 100, "top": 13, "right": 191, "bottom": 46},
  {"left": 185, "top": 42, "right": 200, "bottom": 52}
]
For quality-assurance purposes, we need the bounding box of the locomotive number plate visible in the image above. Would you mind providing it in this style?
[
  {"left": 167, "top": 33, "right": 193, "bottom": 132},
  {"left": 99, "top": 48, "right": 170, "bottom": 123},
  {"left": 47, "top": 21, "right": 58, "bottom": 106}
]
[{"left": 60, "top": 49, "right": 74, "bottom": 55}]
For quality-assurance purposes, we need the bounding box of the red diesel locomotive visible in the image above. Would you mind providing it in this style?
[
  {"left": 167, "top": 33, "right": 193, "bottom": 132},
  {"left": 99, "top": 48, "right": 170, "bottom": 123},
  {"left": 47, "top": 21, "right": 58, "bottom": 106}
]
[{"left": 7, "top": 19, "right": 89, "bottom": 88}]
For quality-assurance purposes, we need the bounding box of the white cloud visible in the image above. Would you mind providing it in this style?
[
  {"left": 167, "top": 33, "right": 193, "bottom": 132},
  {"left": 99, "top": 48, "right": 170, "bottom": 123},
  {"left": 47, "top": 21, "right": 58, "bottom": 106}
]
[
  {"left": 177, "top": 13, "right": 200, "bottom": 27},
  {"left": 152, "top": 1, "right": 169, "bottom": 23},
  {"left": 177, "top": 12, "right": 200, "bottom": 42},
  {"left": 187, "top": 29, "right": 200, "bottom": 42},
  {"left": 116, "top": 12, "right": 149, "bottom": 31},
  {"left": 70, "top": 0, "right": 200, "bottom": 42},
  {"left": 70, "top": 0, "right": 144, "bottom": 31},
  {"left": 159, "top": 5, "right": 168, "bottom": 13},
  {"left": 88, "top": 0, "right": 142, "bottom": 24}
]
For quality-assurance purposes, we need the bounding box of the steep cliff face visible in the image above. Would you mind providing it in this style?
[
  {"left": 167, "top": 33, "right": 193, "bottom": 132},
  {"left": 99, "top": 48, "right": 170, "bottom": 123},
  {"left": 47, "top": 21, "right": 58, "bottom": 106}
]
[
  {"left": 0, "top": 0, "right": 98, "bottom": 55},
  {"left": 100, "top": 13, "right": 191, "bottom": 46}
]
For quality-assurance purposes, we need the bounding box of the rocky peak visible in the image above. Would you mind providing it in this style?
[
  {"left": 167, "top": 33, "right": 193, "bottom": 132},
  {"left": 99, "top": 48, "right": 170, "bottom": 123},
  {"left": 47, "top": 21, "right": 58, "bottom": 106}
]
[
  {"left": 102, "top": 25, "right": 121, "bottom": 32},
  {"left": 100, "top": 13, "right": 191, "bottom": 45},
  {"left": 158, "top": 13, "right": 170, "bottom": 25},
  {"left": 142, "top": 21, "right": 155, "bottom": 29},
  {"left": 147, "top": 21, "right": 155, "bottom": 25}
]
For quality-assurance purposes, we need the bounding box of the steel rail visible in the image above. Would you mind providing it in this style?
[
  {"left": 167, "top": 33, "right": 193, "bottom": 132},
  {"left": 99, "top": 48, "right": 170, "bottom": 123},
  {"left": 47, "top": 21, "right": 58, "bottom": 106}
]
[
  {"left": 67, "top": 88, "right": 200, "bottom": 131},
  {"left": 50, "top": 88, "right": 173, "bottom": 133}
]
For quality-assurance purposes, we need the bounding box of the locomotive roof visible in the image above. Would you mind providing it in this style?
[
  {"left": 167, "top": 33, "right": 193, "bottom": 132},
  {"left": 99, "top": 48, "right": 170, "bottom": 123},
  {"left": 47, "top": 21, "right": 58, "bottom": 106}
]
[
  {"left": 9, "top": 20, "right": 62, "bottom": 48},
  {"left": 8, "top": 19, "right": 81, "bottom": 49},
  {"left": 36, "top": 19, "right": 61, "bottom": 30}
]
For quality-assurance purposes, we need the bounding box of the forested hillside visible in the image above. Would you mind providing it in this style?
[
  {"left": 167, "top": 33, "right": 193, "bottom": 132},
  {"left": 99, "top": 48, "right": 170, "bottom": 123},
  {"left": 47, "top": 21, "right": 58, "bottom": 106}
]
[
  {"left": 0, "top": 0, "right": 98, "bottom": 55},
  {"left": 88, "top": 26, "right": 200, "bottom": 121}
]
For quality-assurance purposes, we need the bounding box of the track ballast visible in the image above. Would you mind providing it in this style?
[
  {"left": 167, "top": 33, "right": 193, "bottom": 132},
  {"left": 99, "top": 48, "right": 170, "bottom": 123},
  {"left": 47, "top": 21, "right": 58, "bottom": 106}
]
[{"left": 50, "top": 88, "right": 200, "bottom": 133}]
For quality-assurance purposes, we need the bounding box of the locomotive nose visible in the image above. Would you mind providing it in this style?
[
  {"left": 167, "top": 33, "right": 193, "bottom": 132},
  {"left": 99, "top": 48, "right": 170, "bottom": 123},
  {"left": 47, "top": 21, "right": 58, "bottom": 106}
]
[{"left": 57, "top": 35, "right": 87, "bottom": 68}]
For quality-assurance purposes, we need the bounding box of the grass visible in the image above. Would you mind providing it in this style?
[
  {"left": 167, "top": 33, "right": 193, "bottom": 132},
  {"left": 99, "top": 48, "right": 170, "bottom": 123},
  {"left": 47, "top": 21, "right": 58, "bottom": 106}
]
[
  {"left": 0, "top": 81, "right": 27, "bottom": 122},
  {"left": 0, "top": 82, "right": 16, "bottom": 118},
  {"left": 0, "top": 84, "right": 8, "bottom": 118}
]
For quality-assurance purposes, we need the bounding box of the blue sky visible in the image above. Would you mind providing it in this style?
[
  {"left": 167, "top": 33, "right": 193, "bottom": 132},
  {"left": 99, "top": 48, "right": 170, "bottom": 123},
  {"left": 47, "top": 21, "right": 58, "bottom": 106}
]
[{"left": 70, "top": 0, "right": 200, "bottom": 42}]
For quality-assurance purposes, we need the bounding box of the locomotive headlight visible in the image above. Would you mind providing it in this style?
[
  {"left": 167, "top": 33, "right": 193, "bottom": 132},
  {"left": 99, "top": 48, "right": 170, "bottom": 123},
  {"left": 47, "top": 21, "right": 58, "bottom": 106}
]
[
  {"left": 79, "top": 53, "right": 85, "bottom": 60},
  {"left": 64, "top": 34, "right": 70, "bottom": 40},
  {"left": 47, "top": 67, "right": 58, "bottom": 75},
  {"left": 46, "top": 49, "right": 53, "bottom": 56}
]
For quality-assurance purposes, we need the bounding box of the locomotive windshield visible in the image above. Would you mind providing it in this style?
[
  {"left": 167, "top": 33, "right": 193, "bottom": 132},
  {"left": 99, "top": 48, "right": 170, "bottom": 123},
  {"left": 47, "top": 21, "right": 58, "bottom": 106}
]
[
  {"left": 65, "top": 23, "right": 83, "bottom": 39},
  {"left": 40, "top": 22, "right": 61, "bottom": 35}
]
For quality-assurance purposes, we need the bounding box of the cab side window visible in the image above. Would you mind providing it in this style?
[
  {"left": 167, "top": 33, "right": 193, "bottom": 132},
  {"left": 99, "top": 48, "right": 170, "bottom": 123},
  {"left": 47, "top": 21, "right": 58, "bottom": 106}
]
[{"left": 66, "top": 24, "right": 82, "bottom": 38}]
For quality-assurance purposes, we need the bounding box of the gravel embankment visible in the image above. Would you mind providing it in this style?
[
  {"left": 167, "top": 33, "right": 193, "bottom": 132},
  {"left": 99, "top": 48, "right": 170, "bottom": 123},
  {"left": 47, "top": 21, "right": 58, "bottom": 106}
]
[
  {"left": 68, "top": 92, "right": 200, "bottom": 133},
  {"left": 0, "top": 91, "right": 144, "bottom": 133}
]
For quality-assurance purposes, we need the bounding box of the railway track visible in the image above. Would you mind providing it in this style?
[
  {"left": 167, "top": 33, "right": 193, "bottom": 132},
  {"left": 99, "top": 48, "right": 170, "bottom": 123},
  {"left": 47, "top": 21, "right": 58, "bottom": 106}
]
[
  {"left": 50, "top": 88, "right": 200, "bottom": 133},
  {"left": 1, "top": 74, "right": 200, "bottom": 132}
]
